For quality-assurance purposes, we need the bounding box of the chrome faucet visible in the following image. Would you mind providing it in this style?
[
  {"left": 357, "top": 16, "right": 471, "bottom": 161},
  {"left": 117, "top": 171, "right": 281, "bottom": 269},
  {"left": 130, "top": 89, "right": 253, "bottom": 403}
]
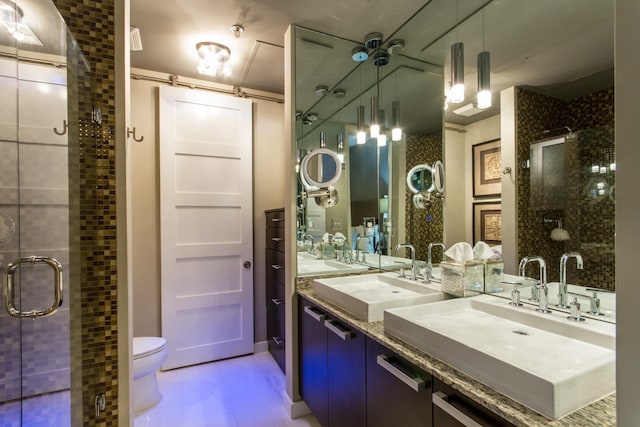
[
  {"left": 519, "top": 256, "right": 551, "bottom": 313},
  {"left": 559, "top": 252, "right": 584, "bottom": 308},
  {"left": 395, "top": 243, "right": 417, "bottom": 280},
  {"left": 426, "top": 242, "right": 446, "bottom": 283}
]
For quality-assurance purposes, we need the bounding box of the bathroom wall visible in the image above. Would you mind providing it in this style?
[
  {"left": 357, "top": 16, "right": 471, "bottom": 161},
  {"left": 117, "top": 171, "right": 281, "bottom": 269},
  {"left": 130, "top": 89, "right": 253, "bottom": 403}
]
[
  {"left": 404, "top": 133, "right": 443, "bottom": 261},
  {"left": 130, "top": 69, "right": 285, "bottom": 346},
  {"left": 515, "top": 87, "right": 615, "bottom": 288}
]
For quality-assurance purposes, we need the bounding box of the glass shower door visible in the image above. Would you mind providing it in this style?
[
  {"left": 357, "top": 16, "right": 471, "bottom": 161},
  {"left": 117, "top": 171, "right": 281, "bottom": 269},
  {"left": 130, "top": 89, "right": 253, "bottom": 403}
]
[{"left": 0, "top": 0, "right": 81, "bottom": 424}]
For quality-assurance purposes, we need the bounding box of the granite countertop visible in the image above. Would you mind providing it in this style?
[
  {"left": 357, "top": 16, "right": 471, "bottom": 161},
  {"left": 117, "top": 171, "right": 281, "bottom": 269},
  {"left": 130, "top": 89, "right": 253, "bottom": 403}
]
[{"left": 296, "top": 278, "right": 616, "bottom": 427}]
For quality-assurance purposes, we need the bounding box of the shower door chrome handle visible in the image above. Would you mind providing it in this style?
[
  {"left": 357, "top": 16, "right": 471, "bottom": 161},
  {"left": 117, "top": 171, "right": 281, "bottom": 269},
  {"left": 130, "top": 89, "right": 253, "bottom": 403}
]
[{"left": 3, "top": 256, "right": 64, "bottom": 319}]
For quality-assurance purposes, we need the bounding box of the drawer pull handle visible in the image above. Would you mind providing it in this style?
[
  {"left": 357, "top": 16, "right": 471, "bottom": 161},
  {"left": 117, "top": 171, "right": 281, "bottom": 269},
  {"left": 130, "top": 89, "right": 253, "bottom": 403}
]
[
  {"left": 432, "top": 391, "right": 483, "bottom": 427},
  {"left": 271, "top": 298, "right": 284, "bottom": 306},
  {"left": 324, "top": 319, "right": 353, "bottom": 340},
  {"left": 271, "top": 237, "right": 283, "bottom": 242},
  {"left": 271, "top": 264, "right": 283, "bottom": 270},
  {"left": 303, "top": 305, "right": 326, "bottom": 322},
  {"left": 376, "top": 355, "right": 425, "bottom": 392},
  {"left": 273, "top": 336, "right": 284, "bottom": 345},
  {"left": 271, "top": 218, "right": 282, "bottom": 222}
]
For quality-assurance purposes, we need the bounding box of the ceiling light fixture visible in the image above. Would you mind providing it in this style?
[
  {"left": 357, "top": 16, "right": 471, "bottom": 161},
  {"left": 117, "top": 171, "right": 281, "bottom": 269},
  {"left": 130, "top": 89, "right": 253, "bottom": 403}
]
[
  {"left": 450, "top": 42, "right": 465, "bottom": 103},
  {"left": 196, "top": 41, "right": 232, "bottom": 77},
  {"left": 351, "top": 46, "right": 368, "bottom": 62},
  {"left": 449, "top": 0, "right": 464, "bottom": 104},
  {"left": 357, "top": 63, "right": 366, "bottom": 144},
  {"left": 392, "top": 100, "right": 402, "bottom": 141},
  {"left": 230, "top": 24, "right": 244, "bottom": 38},
  {"left": 477, "top": 8, "right": 491, "bottom": 109},
  {"left": 357, "top": 105, "right": 366, "bottom": 144}
]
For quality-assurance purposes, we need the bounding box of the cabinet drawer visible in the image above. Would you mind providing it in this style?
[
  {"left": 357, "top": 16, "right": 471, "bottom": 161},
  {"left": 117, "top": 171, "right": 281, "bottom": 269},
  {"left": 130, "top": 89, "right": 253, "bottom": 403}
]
[
  {"left": 266, "top": 209, "right": 285, "bottom": 228},
  {"left": 266, "top": 248, "right": 285, "bottom": 287},
  {"left": 366, "top": 337, "right": 432, "bottom": 427},
  {"left": 267, "top": 227, "right": 285, "bottom": 251},
  {"left": 432, "top": 378, "right": 514, "bottom": 427}
]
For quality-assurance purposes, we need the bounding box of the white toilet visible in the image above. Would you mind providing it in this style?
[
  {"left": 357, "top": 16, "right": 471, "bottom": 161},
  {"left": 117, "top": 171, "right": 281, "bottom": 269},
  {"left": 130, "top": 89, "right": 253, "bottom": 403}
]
[{"left": 133, "top": 337, "right": 168, "bottom": 413}]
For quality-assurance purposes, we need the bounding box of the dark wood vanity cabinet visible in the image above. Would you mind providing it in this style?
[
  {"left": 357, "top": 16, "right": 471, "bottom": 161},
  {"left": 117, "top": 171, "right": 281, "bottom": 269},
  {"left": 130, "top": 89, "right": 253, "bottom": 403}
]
[
  {"left": 432, "top": 378, "right": 515, "bottom": 427},
  {"left": 366, "top": 338, "right": 433, "bottom": 427},
  {"left": 299, "top": 295, "right": 367, "bottom": 427},
  {"left": 266, "top": 209, "right": 285, "bottom": 373}
]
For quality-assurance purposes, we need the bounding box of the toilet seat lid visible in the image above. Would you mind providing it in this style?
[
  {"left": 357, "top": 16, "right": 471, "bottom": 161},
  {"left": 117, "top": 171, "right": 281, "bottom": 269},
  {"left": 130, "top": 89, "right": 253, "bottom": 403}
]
[{"left": 133, "top": 337, "right": 167, "bottom": 360}]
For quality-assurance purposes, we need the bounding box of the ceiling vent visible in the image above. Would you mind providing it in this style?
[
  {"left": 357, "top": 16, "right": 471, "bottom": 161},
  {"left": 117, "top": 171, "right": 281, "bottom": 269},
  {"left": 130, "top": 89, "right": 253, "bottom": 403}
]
[
  {"left": 452, "top": 103, "right": 484, "bottom": 117},
  {"left": 130, "top": 26, "right": 143, "bottom": 51}
]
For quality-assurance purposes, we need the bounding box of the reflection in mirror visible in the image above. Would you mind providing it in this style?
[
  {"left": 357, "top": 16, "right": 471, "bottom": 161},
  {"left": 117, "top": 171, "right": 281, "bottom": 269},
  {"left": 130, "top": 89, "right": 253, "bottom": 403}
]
[
  {"left": 292, "top": 0, "right": 616, "bottom": 306},
  {"left": 406, "top": 164, "right": 434, "bottom": 194},
  {"left": 299, "top": 148, "right": 342, "bottom": 190}
]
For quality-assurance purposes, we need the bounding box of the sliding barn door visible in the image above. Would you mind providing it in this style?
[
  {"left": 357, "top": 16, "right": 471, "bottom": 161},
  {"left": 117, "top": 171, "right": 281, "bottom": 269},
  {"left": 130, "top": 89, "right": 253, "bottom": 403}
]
[{"left": 159, "top": 86, "right": 253, "bottom": 369}]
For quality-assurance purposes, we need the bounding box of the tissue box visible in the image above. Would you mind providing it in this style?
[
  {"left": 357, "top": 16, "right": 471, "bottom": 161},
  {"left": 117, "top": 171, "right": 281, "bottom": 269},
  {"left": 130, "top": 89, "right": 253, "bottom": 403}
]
[
  {"left": 481, "top": 259, "right": 505, "bottom": 293},
  {"left": 440, "top": 260, "right": 485, "bottom": 297}
]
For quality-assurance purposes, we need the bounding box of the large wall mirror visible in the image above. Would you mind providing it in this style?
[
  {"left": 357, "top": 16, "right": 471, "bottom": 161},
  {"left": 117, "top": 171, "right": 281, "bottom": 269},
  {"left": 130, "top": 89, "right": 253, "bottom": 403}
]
[{"left": 293, "top": 0, "right": 615, "bottom": 300}]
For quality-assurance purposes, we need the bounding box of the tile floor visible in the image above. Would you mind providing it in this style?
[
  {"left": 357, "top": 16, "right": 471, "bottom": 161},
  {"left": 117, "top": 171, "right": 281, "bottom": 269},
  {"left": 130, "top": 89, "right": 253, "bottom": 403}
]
[{"left": 135, "top": 352, "right": 320, "bottom": 427}]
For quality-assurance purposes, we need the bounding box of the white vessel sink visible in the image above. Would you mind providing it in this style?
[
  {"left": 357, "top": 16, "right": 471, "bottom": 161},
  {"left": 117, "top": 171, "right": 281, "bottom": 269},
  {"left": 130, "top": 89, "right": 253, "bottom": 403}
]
[
  {"left": 297, "top": 259, "right": 369, "bottom": 277},
  {"left": 384, "top": 294, "right": 615, "bottom": 419},
  {"left": 313, "top": 273, "right": 444, "bottom": 322}
]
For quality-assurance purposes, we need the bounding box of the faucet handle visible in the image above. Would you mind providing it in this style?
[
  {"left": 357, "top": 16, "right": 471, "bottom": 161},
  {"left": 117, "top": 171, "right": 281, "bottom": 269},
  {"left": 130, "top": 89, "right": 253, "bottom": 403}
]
[
  {"left": 566, "top": 292, "right": 587, "bottom": 322},
  {"left": 501, "top": 281, "right": 523, "bottom": 307},
  {"left": 585, "top": 288, "right": 610, "bottom": 316}
]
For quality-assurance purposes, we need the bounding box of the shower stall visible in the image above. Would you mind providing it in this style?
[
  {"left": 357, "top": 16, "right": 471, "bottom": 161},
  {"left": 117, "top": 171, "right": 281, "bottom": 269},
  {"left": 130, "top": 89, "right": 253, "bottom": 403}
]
[{"left": 0, "top": 0, "right": 91, "bottom": 424}]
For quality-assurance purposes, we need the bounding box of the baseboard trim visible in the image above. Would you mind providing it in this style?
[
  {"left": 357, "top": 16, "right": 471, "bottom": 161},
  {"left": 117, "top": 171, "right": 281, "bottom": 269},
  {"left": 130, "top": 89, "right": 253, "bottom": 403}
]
[
  {"left": 254, "top": 340, "right": 269, "bottom": 353},
  {"left": 283, "top": 390, "right": 311, "bottom": 419}
]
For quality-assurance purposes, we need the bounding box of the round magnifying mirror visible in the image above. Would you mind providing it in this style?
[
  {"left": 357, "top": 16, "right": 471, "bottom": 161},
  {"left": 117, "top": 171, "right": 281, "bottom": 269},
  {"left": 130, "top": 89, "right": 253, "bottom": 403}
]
[
  {"left": 300, "top": 148, "right": 342, "bottom": 190},
  {"left": 406, "top": 164, "right": 434, "bottom": 194},
  {"left": 432, "top": 160, "right": 445, "bottom": 194}
]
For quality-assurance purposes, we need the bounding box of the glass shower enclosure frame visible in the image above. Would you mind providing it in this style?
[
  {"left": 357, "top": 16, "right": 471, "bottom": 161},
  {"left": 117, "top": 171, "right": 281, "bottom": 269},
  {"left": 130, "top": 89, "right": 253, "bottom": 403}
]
[{"left": 0, "top": 0, "right": 91, "bottom": 424}]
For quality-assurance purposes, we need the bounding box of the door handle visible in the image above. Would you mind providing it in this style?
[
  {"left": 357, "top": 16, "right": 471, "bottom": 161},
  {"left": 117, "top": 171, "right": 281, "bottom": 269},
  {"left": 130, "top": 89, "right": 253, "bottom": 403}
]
[
  {"left": 243, "top": 261, "right": 252, "bottom": 269},
  {"left": 303, "top": 305, "right": 326, "bottom": 322},
  {"left": 3, "top": 256, "right": 63, "bottom": 318}
]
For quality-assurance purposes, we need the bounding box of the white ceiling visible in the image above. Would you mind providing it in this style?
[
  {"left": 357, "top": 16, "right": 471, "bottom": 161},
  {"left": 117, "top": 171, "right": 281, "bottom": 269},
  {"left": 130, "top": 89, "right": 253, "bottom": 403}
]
[{"left": 130, "top": 0, "right": 613, "bottom": 129}]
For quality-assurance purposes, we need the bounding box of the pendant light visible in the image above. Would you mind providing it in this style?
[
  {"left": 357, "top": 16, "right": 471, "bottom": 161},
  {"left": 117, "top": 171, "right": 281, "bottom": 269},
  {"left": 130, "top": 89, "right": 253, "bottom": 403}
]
[
  {"left": 377, "top": 109, "right": 387, "bottom": 147},
  {"left": 356, "top": 63, "right": 367, "bottom": 144},
  {"left": 337, "top": 133, "right": 345, "bottom": 166},
  {"left": 450, "top": 42, "right": 464, "bottom": 103},
  {"left": 391, "top": 101, "right": 402, "bottom": 141},
  {"left": 356, "top": 105, "right": 366, "bottom": 144},
  {"left": 449, "top": 0, "right": 464, "bottom": 104},
  {"left": 370, "top": 95, "right": 380, "bottom": 138},
  {"left": 477, "top": 8, "right": 491, "bottom": 109}
]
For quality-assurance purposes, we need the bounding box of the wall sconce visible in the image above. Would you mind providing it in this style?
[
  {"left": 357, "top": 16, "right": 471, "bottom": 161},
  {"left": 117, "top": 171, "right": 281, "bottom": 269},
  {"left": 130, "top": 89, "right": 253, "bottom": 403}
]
[{"left": 196, "top": 41, "right": 232, "bottom": 77}]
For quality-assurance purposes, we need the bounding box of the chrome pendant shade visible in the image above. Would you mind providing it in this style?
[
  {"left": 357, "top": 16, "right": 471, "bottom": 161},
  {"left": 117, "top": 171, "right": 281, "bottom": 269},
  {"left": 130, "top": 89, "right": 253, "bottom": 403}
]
[
  {"left": 449, "top": 42, "right": 465, "bottom": 103},
  {"left": 477, "top": 50, "right": 491, "bottom": 109}
]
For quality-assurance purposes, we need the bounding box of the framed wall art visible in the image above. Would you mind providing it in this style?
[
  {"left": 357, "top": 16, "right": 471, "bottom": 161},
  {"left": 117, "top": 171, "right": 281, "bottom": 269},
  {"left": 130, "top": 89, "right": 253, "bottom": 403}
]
[
  {"left": 473, "top": 202, "right": 502, "bottom": 245},
  {"left": 472, "top": 138, "right": 501, "bottom": 197}
]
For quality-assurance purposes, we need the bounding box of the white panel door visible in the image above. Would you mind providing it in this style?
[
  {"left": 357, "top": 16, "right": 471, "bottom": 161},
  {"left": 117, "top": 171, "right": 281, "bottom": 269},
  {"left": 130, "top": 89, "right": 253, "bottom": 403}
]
[{"left": 159, "top": 85, "right": 253, "bottom": 369}]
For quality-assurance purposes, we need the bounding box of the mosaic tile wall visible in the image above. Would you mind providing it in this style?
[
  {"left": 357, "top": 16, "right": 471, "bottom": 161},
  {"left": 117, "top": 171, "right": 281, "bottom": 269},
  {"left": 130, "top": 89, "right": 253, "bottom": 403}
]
[
  {"left": 515, "top": 87, "right": 615, "bottom": 290},
  {"left": 53, "top": 1, "right": 119, "bottom": 425},
  {"left": 404, "top": 133, "right": 444, "bottom": 261}
]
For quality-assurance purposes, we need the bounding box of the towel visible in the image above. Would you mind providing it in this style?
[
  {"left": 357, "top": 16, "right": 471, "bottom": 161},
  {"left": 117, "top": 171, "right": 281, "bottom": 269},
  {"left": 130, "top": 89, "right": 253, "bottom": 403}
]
[
  {"left": 444, "top": 242, "right": 474, "bottom": 262},
  {"left": 473, "top": 241, "right": 495, "bottom": 260}
]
